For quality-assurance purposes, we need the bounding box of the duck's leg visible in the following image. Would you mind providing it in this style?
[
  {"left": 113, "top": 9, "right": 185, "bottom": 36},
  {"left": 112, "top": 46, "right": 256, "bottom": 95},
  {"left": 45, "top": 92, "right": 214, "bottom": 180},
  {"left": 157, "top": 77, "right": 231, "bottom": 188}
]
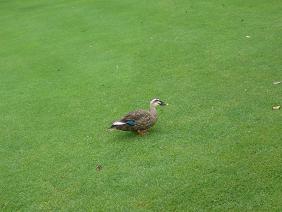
[{"left": 137, "top": 130, "right": 147, "bottom": 136}]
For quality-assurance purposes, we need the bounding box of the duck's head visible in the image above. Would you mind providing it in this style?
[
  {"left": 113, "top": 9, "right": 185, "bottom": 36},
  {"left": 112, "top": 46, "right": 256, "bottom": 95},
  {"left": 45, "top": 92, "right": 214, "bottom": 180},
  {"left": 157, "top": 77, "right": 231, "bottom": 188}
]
[{"left": 150, "top": 98, "right": 168, "bottom": 107}]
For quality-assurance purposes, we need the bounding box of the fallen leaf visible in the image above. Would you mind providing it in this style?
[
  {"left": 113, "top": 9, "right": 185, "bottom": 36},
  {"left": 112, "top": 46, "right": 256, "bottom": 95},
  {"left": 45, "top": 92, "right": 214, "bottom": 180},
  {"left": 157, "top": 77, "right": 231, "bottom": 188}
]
[
  {"left": 272, "top": 105, "right": 281, "bottom": 110},
  {"left": 96, "top": 164, "right": 102, "bottom": 171}
]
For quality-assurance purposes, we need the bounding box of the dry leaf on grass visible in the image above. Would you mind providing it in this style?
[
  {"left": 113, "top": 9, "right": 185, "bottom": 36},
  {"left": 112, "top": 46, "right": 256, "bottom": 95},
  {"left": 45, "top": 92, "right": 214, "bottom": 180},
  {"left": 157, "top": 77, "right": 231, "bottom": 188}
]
[
  {"left": 96, "top": 164, "right": 102, "bottom": 171},
  {"left": 272, "top": 105, "right": 281, "bottom": 110}
]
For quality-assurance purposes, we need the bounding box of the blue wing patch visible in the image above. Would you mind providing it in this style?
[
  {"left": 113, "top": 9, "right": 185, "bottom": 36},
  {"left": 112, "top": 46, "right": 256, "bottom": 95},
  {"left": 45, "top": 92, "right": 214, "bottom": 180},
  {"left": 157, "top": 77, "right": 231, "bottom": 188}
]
[{"left": 125, "top": 120, "right": 136, "bottom": 126}]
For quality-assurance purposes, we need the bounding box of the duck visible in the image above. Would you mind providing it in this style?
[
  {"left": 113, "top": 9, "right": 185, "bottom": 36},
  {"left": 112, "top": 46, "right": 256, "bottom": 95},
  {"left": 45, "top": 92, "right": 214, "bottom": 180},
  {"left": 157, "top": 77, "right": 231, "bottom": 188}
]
[{"left": 110, "top": 98, "right": 167, "bottom": 135}]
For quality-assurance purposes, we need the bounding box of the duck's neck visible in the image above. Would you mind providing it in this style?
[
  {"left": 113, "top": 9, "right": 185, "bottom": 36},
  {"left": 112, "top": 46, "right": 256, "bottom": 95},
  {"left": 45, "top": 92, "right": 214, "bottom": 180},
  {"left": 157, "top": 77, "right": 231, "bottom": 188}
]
[{"left": 150, "top": 105, "right": 157, "bottom": 117}]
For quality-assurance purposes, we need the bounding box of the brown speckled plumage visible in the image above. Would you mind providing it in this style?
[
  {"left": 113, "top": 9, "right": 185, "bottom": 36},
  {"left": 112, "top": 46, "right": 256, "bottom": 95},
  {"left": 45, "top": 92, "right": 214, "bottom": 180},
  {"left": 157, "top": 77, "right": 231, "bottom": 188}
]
[{"left": 110, "top": 99, "right": 167, "bottom": 135}]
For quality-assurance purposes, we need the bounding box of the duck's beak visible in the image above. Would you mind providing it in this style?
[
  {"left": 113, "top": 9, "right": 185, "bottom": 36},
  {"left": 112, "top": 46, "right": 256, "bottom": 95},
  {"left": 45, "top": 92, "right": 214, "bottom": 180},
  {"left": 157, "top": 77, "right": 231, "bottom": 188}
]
[{"left": 159, "top": 101, "right": 168, "bottom": 106}]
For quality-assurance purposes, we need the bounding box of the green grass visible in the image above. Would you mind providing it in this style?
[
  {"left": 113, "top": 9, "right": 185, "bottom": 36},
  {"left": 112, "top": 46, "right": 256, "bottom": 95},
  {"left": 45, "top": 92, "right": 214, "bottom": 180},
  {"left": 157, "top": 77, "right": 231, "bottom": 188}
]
[{"left": 1, "top": 0, "right": 281, "bottom": 210}]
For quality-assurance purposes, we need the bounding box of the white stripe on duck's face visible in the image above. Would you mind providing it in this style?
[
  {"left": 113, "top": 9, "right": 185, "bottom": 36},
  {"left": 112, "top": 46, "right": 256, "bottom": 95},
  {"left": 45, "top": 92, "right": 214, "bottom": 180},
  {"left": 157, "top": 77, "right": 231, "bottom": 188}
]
[
  {"left": 150, "top": 99, "right": 160, "bottom": 107},
  {"left": 150, "top": 98, "right": 164, "bottom": 107}
]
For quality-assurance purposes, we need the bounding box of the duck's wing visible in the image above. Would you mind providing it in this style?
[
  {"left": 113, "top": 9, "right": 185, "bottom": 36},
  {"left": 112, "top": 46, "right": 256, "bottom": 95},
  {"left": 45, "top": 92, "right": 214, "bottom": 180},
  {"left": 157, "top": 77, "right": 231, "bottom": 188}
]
[
  {"left": 111, "top": 110, "right": 152, "bottom": 131},
  {"left": 121, "top": 110, "right": 149, "bottom": 122},
  {"left": 120, "top": 110, "right": 152, "bottom": 130}
]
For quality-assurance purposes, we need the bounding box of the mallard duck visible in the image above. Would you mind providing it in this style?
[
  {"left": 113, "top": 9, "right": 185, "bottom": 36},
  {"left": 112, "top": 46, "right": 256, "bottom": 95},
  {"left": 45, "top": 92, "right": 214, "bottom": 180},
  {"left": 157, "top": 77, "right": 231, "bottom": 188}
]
[{"left": 110, "top": 98, "right": 167, "bottom": 135}]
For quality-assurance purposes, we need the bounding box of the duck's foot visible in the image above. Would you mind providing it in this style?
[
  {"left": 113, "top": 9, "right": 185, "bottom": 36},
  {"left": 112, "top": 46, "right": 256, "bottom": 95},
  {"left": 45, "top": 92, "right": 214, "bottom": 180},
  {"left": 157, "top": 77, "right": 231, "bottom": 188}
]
[{"left": 137, "top": 130, "right": 147, "bottom": 136}]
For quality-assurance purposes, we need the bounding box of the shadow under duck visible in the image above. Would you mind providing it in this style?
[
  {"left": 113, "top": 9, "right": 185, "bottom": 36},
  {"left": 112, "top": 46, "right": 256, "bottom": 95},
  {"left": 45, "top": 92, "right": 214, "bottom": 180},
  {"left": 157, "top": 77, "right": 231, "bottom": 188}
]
[{"left": 110, "top": 98, "right": 167, "bottom": 135}]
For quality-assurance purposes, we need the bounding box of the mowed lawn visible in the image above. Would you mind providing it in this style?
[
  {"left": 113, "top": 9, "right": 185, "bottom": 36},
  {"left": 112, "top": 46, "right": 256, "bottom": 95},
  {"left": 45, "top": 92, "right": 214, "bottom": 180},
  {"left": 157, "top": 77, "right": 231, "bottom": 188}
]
[{"left": 1, "top": 0, "right": 281, "bottom": 210}]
